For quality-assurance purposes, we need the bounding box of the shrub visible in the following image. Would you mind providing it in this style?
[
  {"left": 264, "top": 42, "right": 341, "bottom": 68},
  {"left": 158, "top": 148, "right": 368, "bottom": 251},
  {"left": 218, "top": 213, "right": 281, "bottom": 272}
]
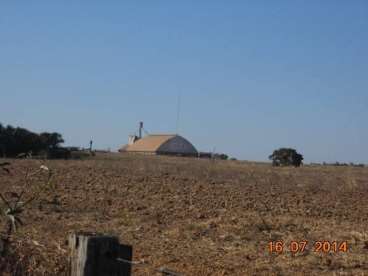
[
  {"left": 214, "top": 153, "right": 229, "bottom": 160},
  {"left": 269, "top": 148, "right": 303, "bottom": 167}
]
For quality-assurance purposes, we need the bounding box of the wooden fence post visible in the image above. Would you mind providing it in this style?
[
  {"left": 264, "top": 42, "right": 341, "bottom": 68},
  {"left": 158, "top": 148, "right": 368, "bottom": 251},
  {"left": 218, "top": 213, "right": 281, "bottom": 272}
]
[{"left": 69, "top": 232, "right": 132, "bottom": 276}]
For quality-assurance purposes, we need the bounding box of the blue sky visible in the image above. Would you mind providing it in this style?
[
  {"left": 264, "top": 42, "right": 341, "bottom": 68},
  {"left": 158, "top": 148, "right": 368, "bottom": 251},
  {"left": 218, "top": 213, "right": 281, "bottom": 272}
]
[{"left": 1, "top": 1, "right": 367, "bottom": 163}]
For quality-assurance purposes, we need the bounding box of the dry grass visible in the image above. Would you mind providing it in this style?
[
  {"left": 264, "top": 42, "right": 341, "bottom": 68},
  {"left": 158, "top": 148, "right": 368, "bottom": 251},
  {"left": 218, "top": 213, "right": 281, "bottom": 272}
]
[{"left": 0, "top": 153, "right": 368, "bottom": 275}]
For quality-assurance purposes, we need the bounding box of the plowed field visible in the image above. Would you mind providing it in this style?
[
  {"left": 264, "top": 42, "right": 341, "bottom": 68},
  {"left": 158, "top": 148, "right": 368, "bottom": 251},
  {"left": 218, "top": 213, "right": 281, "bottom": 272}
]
[{"left": 0, "top": 154, "right": 367, "bottom": 275}]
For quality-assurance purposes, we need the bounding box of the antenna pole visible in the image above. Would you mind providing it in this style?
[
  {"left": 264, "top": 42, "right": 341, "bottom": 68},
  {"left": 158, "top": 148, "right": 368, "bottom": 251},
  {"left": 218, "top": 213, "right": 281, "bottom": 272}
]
[{"left": 176, "top": 92, "right": 181, "bottom": 135}]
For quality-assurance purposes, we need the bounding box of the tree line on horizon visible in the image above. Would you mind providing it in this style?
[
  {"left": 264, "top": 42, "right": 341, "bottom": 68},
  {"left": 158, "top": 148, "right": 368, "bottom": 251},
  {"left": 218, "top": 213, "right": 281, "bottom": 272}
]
[
  {"left": 0, "top": 123, "right": 64, "bottom": 157},
  {"left": 1, "top": 123, "right": 364, "bottom": 167}
]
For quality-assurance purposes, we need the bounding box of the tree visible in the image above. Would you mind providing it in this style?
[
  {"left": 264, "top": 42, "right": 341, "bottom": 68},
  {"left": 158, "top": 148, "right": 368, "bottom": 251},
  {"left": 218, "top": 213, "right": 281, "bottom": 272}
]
[
  {"left": 40, "top": 132, "right": 64, "bottom": 149},
  {"left": 0, "top": 123, "right": 5, "bottom": 157},
  {"left": 0, "top": 123, "right": 65, "bottom": 157},
  {"left": 269, "top": 148, "right": 303, "bottom": 167}
]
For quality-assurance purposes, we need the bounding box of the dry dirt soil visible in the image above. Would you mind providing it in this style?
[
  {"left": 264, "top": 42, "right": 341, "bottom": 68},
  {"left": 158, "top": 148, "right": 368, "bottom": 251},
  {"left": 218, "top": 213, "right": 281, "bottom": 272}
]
[{"left": 0, "top": 154, "right": 368, "bottom": 275}]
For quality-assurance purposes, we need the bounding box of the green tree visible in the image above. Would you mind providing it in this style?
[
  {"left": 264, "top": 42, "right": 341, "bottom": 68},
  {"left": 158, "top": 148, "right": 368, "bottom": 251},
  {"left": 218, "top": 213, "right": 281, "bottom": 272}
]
[
  {"left": 0, "top": 123, "right": 65, "bottom": 157},
  {"left": 0, "top": 123, "right": 5, "bottom": 157},
  {"left": 40, "top": 132, "right": 64, "bottom": 149},
  {"left": 269, "top": 148, "right": 303, "bottom": 167}
]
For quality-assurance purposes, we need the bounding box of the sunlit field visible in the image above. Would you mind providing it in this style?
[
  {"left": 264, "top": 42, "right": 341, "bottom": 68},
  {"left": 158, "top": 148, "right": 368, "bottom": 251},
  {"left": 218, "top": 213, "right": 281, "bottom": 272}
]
[{"left": 0, "top": 153, "right": 367, "bottom": 275}]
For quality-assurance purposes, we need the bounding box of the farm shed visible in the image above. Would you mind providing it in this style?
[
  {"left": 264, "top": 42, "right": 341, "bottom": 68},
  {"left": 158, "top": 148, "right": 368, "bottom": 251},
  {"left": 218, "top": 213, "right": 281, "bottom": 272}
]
[{"left": 119, "top": 134, "right": 198, "bottom": 156}]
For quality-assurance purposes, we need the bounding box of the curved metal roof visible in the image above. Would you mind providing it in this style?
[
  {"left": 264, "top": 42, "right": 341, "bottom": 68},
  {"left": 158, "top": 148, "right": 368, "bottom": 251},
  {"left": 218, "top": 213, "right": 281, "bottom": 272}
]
[
  {"left": 120, "top": 134, "right": 197, "bottom": 154},
  {"left": 122, "top": 135, "right": 176, "bottom": 152}
]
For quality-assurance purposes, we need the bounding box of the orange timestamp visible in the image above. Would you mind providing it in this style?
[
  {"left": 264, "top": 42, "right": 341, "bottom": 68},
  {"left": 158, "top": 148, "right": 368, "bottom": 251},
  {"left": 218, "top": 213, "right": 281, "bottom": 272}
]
[{"left": 268, "top": 241, "right": 348, "bottom": 254}]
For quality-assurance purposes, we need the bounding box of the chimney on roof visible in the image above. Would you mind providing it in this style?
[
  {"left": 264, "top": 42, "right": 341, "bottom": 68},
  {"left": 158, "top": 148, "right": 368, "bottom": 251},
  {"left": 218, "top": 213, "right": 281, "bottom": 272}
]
[
  {"left": 139, "top": 122, "right": 143, "bottom": 139},
  {"left": 127, "top": 121, "right": 144, "bottom": 145}
]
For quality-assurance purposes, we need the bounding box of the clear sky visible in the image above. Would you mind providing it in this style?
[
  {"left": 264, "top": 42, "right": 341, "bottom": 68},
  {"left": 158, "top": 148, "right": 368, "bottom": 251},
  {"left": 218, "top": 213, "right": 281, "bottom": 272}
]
[{"left": 1, "top": 1, "right": 367, "bottom": 163}]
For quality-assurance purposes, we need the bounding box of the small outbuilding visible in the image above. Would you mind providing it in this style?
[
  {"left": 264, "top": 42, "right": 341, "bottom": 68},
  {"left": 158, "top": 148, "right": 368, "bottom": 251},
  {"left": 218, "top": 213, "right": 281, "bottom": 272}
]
[{"left": 119, "top": 134, "right": 198, "bottom": 156}]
